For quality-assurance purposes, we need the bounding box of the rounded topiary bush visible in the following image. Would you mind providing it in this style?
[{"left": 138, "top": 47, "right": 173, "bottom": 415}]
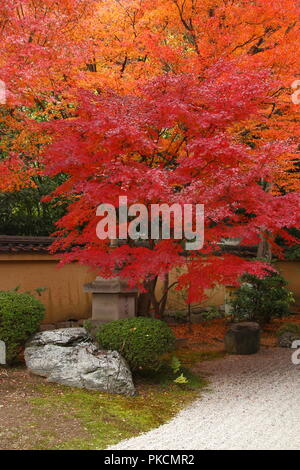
[
  {"left": 96, "top": 317, "right": 176, "bottom": 371},
  {"left": 0, "top": 290, "right": 45, "bottom": 364}
]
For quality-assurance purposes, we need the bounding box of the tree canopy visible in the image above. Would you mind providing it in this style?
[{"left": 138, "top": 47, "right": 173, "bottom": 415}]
[{"left": 1, "top": 0, "right": 300, "bottom": 307}]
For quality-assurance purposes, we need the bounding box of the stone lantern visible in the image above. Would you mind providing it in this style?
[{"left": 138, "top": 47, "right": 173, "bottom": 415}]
[{"left": 84, "top": 276, "right": 138, "bottom": 325}]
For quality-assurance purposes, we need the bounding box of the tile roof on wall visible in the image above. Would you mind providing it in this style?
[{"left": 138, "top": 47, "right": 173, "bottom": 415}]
[
  {"left": 0, "top": 236, "right": 258, "bottom": 257},
  {"left": 0, "top": 236, "right": 54, "bottom": 254}
]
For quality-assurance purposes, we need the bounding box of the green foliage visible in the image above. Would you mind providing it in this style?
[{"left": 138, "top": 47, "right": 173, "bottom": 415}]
[
  {"left": 199, "top": 307, "right": 223, "bottom": 322},
  {"left": 0, "top": 174, "right": 67, "bottom": 236},
  {"left": 170, "top": 355, "right": 189, "bottom": 383},
  {"left": 135, "top": 362, "right": 204, "bottom": 390},
  {"left": 34, "top": 287, "right": 48, "bottom": 297},
  {"left": 165, "top": 307, "right": 223, "bottom": 323},
  {"left": 230, "top": 271, "right": 294, "bottom": 324},
  {"left": 164, "top": 310, "right": 188, "bottom": 322},
  {"left": 170, "top": 355, "right": 181, "bottom": 374},
  {"left": 276, "top": 322, "right": 300, "bottom": 338},
  {"left": 83, "top": 319, "right": 93, "bottom": 334},
  {"left": 95, "top": 317, "right": 176, "bottom": 371},
  {"left": 25, "top": 364, "right": 205, "bottom": 450},
  {"left": 174, "top": 373, "right": 188, "bottom": 384},
  {"left": 169, "top": 349, "right": 225, "bottom": 366},
  {"left": 0, "top": 290, "right": 45, "bottom": 364},
  {"left": 285, "top": 245, "right": 300, "bottom": 261},
  {"left": 11, "top": 285, "right": 48, "bottom": 297}
]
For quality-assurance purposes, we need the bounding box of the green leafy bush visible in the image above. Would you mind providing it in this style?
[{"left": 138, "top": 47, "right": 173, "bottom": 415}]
[
  {"left": 0, "top": 290, "right": 45, "bottom": 364},
  {"left": 199, "top": 307, "right": 223, "bottom": 322},
  {"left": 0, "top": 174, "right": 67, "bottom": 237},
  {"left": 276, "top": 322, "right": 300, "bottom": 338},
  {"left": 230, "top": 271, "right": 294, "bottom": 324},
  {"left": 96, "top": 317, "right": 176, "bottom": 371}
]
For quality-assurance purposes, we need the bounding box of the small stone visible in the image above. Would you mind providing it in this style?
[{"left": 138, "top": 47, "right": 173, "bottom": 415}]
[
  {"left": 225, "top": 322, "right": 260, "bottom": 355},
  {"left": 277, "top": 331, "right": 300, "bottom": 348}
]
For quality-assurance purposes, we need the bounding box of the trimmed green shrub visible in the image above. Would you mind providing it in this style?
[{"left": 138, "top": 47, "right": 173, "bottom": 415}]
[
  {"left": 230, "top": 271, "right": 294, "bottom": 324},
  {"left": 0, "top": 290, "right": 45, "bottom": 364},
  {"left": 276, "top": 322, "right": 300, "bottom": 338},
  {"left": 95, "top": 317, "right": 176, "bottom": 371}
]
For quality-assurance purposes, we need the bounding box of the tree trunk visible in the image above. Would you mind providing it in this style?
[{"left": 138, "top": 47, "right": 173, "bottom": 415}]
[
  {"left": 137, "top": 274, "right": 172, "bottom": 318},
  {"left": 257, "top": 232, "right": 272, "bottom": 261},
  {"left": 257, "top": 179, "right": 273, "bottom": 262},
  {"left": 137, "top": 277, "right": 158, "bottom": 317},
  {"left": 159, "top": 273, "right": 169, "bottom": 316}
]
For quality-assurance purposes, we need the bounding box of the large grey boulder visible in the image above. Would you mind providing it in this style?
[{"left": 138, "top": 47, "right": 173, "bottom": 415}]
[
  {"left": 225, "top": 322, "right": 260, "bottom": 355},
  {"left": 25, "top": 328, "right": 135, "bottom": 396}
]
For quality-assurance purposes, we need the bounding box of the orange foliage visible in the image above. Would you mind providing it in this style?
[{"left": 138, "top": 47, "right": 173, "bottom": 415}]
[
  {"left": 172, "top": 319, "right": 228, "bottom": 348},
  {"left": 0, "top": 155, "right": 37, "bottom": 191},
  {"left": 171, "top": 314, "right": 300, "bottom": 352},
  {"left": 0, "top": 0, "right": 299, "bottom": 191}
]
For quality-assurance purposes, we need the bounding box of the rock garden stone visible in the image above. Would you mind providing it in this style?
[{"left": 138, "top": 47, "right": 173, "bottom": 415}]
[
  {"left": 0, "top": 340, "right": 6, "bottom": 365},
  {"left": 225, "top": 322, "right": 260, "bottom": 355},
  {"left": 277, "top": 331, "right": 300, "bottom": 348},
  {"left": 25, "top": 328, "right": 135, "bottom": 396}
]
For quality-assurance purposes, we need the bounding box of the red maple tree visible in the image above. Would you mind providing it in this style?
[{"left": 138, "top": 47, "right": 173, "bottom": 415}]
[
  {"left": 44, "top": 61, "right": 300, "bottom": 313},
  {"left": 1, "top": 2, "right": 299, "bottom": 314}
]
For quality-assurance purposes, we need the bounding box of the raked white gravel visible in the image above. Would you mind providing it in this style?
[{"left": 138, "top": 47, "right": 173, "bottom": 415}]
[{"left": 109, "top": 347, "right": 300, "bottom": 450}]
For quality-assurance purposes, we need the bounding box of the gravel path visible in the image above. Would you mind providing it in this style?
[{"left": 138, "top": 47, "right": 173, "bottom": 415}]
[{"left": 110, "top": 347, "right": 300, "bottom": 450}]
